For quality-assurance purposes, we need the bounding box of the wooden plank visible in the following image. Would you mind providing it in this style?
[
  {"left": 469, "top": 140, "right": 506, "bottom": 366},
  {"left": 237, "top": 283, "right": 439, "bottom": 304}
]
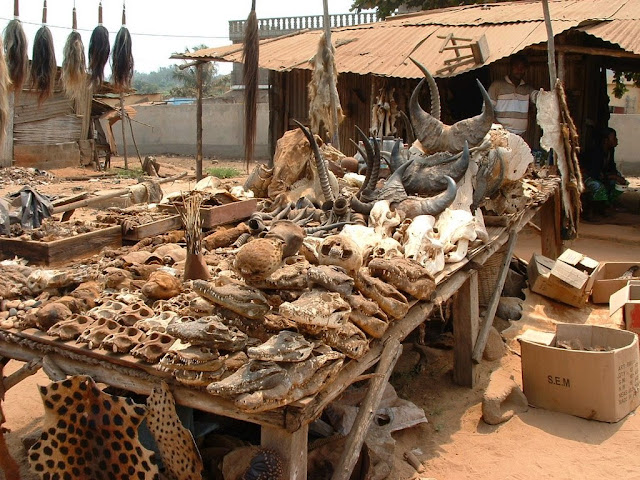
[
  {"left": 159, "top": 199, "right": 258, "bottom": 229},
  {"left": 453, "top": 270, "right": 479, "bottom": 387},
  {"left": 261, "top": 424, "right": 309, "bottom": 480},
  {"left": 331, "top": 340, "right": 402, "bottom": 480},
  {"left": 472, "top": 229, "right": 518, "bottom": 364},
  {"left": 122, "top": 215, "right": 183, "bottom": 241},
  {"left": 540, "top": 192, "right": 562, "bottom": 259},
  {"left": 0, "top": 92, "right": 14, "bottom": 167},
  {"left": 0, "top": 225, "right": 121, "bottom": 266},
  {"left": 13, "top": 142, "right": 81, "bottom": 169}
]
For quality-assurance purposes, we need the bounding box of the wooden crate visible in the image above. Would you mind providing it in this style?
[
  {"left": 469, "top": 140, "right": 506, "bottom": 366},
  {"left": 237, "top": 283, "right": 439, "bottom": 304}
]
[
  {"left": 158, "top": 199, "right": 258, "bottom": 229},
  {"left": 122, "top": 214, "right": 183, "bottom": 241},
  {"left": 0, "top": 225, "right": 122, "bottom": 266}
]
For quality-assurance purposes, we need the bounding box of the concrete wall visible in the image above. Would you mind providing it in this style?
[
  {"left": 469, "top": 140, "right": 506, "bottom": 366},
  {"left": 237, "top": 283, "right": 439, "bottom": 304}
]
[
  {"left": 609, "top": 114, "right": 640, "bottom": 176},
  {"left": 108, "top": 101, "right": 269, "bottom": 160}
]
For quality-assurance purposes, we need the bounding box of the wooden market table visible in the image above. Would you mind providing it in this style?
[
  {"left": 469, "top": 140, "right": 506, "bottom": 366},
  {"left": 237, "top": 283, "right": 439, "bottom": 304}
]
[{"left": 0, "top": 180, "right": 562, "bottom": 480}]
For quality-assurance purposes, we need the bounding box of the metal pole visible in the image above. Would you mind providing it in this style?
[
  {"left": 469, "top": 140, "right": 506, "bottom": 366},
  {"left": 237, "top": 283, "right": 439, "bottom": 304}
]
[
  {"left": 323, "top": 0, "right": 341, "bottom": 149},
  {"left": 196, "top": 63, "right": 203, "bottom": 181}
]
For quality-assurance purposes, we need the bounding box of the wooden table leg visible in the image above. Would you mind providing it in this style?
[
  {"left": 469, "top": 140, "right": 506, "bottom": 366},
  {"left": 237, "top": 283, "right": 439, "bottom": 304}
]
[
  {"left": 453, "top": 270, "right": 479, "bottom": 387},
  {"left": 261, "top": 423, "right": 309, "bottom": 480},
  {"left": 540, "top": 191, "right": 562, "bottom": 259}
]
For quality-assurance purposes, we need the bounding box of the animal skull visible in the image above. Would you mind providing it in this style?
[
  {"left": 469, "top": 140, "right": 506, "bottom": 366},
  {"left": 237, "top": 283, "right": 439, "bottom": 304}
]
[
  {"left": 47, "top": 314, "right": 95, "bottom": 340},
  {"left": 318, "top": 235, "right": 363, "bottom": 273},
  {"left": 116, "top": 302, "right": 155, "bottom": 326},
  {"left": 101, "top": 326, "right": 147, "bottom": 353},
  {"left": 87, "top": 300, "right": 127, "bottom": 321},
  {"left": 130, "top": 331, "right": 177, "bottom": 363},
  {"left": 370, "top": 237, "right": 404, "bottom": 260},
  {"left": 403, "top": 215, "right": 436, "bottom": 261},
  {"left": 77, "top": 318, "right": 121, "bottom": 349},
  {"left": 368, "top": 200, "right": 402, "bottom": 238},
  {"left": 135, "top": 311, "right": 179, "bottom": 333},
  {"left": 435, "top": 208, "right": 477, "bottom": 263}
]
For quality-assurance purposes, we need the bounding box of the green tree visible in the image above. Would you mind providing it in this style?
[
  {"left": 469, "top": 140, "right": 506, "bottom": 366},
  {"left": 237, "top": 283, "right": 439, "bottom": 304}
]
[
  {"left": 351, "top": 0, "right": 507, "bottom": 19},
  {"left": 170, "top": 45, "right": 231, "bottom": 98},
  {"left": 612, "top": 71, "right": 640, "bottom": 99}
]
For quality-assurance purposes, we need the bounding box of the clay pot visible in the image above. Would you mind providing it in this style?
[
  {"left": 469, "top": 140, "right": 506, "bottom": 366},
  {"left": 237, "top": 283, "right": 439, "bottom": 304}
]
[{"left": 184, "top": 252, "right": 211, "bottom": 281}]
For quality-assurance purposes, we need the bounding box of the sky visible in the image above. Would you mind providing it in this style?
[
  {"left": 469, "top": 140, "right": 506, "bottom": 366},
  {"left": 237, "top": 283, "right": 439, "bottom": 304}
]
[{"left": 0, "top": 0, "right": 371, "bottom": 75}]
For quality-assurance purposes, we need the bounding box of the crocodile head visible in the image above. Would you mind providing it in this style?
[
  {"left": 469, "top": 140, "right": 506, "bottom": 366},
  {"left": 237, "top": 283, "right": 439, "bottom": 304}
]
[
  {"left": 206, "top": 360, "right": 287, "bottom": 397},
  {"left": 247, "top": 331, "right": 314, "bottom": 363},
  {"left": 192, "top": 280, "right": 270, "bottom": 320},
  {"left": 166, "top": 315, "right": 248, "bottom": 352},
  {"left": 157, "top": 339, "right": 226, "bottom": 387}
]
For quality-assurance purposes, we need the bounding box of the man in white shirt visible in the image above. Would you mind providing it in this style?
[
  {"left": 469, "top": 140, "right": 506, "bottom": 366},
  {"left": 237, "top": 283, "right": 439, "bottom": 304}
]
[{"left": 488, "top": 56, "right": 539, "bottom": 136}]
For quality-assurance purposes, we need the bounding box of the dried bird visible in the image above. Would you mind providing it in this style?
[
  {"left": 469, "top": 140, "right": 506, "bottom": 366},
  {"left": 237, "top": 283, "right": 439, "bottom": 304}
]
[
  {"left": 30, "top": 0, "right": 57, "bottom": 104},
  {"left": 3, "top": 0, "right": 29, "bottom": 93},
  {"left": 88, "top": 1, "right": 110, "bottom": 87},
  {"left": 61, "top": 4, "right": 87, "bottom": 102},
  {"left": 243, "top": 0, "right": 259, "bottom": 172}
]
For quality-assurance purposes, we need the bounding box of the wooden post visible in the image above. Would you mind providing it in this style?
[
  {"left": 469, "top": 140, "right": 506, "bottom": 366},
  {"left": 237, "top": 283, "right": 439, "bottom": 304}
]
[
  {"left": 261, "top": 424, "right": 309, "bottom": 480},
  {"left": 323, "top": 0, "right": 340, "bottom": 149},
  {"left": 472, "top": 229, "right": 519, "bottom": 364},
  {"left": 453, "top": 270, "right": 479, "bottom": 387},
  {"left": 540, "top": 191, "right": 562, "bottom": 259},
  {"left": 331, "top": 340, "right": 402, "bottom": 480},
  {"left": 541, "top": 0, "right": 557, "bottom": 88},
  {"left": 196, "top": 62, "right": 204, "bottom": 181},
  {"left": 119, "top": 93, "right": 128, "bottom": 169}
]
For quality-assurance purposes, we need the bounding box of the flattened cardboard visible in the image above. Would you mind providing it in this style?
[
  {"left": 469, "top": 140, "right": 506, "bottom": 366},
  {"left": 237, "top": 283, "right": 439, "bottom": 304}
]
[
  {"left": 528, "top": 253, "right": 597, "bottom": 307},
  {"left": 520, "top": 324, "right": 640, "bottom": 422},
  {"left": 610, "top": 282, "right": 640, "bottom": 337},
  {"left": 592, "top": 262, "right": 640, "bottom": 304}
]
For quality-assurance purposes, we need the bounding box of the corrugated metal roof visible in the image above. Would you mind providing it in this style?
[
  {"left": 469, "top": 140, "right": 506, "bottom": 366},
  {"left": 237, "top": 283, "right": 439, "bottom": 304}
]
[
  {"left": 179, "top": 0, "right": 640, "bottom": 78},
  {"left": 579, "top": 20, "right": 640, "bottom": 54}
]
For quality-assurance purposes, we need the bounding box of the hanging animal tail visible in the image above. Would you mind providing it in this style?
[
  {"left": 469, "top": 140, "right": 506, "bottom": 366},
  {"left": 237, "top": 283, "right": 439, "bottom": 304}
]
[
  {"left": 243, "top": 0, "right": 259, "bottom": 172},
  {"left": 88, "top": 2, "right": 110, "bottom": 87},
  {"left": 111, "top": 2, "right": 134, "bottom": 92},
  {"left": 4, "top": 0, "right": 29, "bottom": 93},
  {"left": 62, "top": 4, "right": 87, "bottom": 102},
  {"left": 30, "top": 0, "right": 57, "bottom": 104},
  {"left": 0, "top": 35, "right": 10, "bottom": 148}
]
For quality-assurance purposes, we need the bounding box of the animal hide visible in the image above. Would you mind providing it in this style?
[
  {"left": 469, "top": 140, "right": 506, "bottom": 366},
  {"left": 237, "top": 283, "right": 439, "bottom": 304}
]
[
  {"left": 3, "top": 18, "right": 28, "bottom": 93},
  {"left": 30, "top": 24, "right": 56, "bottom": 104},
  {"left": 308, "top": 32, "right": 344, "bottom": 140},
  {"left": 0, "top": 35, "right": 10, "bottom": 149},
  {"left": 88, "top": 2, "right": 110, "bottom": 87},
  {"left": 61, "top": 7, "right": 86, "bottom": 102}
]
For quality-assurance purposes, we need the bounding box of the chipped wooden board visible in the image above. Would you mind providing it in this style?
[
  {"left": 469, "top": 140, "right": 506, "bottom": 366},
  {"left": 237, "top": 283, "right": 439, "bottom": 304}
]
[
  {"left": 158, "top": 199, "right": 258, "bottom": 229},
  {"left": 122, "top": 215, "right": 183, "bottom": 241}
]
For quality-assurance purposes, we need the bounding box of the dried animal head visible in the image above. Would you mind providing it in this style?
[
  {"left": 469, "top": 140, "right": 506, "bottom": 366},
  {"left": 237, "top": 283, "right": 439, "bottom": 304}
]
[
  {"left": 247, "top": 331, "right": 314, "bottom": 362},
  {"left": 142, "top": 270, "right": 182, "bottom": 300},
  {"left": 234, "top": 237, "right": 284, "bottom": 282},
  {"left": 167, "top": 315, "right": 248, "bottom": 352},
  {"left": 435, "top": 208, "right": 477, "bottom": 263},
  {"left": 354, "top": 268, "right": 409, "bottom": 320},
  {"left": 368, "top": 257, "right": 436, "bottom": 300},
  {"left": 403, "top": 215, "right": 444, "bottom": 276},
  {"left": 88, "top": 299, "right": 127, "bottom": 321},
  {"left": 370, "top": 237, "right": 404, "bottom": 261},
  {"left": 192, "top": 280, "right": 270, "bottom": 321},
  {"left": 207, "top": 360, "right": 287, "bottom": 398},
  {"left": 135, "top": 310, "right": 179, "bottom": 333},
  {"left": 279, "top": 290, "right": 351, "bottom": 332},
  {"left": 116, "top": 302, "right": 155, "bottom": 326},
  {"left": 130, "top": 331, "right": 177, "bottom": 363},
  {"left": 318, "top": 234, "right": 363, "bottom": 273},
  {"left": 157, "top": 340, "right": 226, "bottom": 387},
  {"left": 250, "top": 257, "right": 310, "bottom": 290},
  {"left": 307, "top": 264, "right": 354, "bottom": 297},
  {"left": 101, "top": 325, "right": 147, "bottom": 353},
  {"left": 264, "top": 220, "right": 305, "bottom": 258}
]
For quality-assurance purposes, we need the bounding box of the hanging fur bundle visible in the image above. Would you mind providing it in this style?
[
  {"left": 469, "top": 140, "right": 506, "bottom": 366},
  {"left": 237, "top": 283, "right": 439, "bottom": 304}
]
[
  {"left": 0, "top": 36, "right": 10, "bottom": 148},
  {"left": 111, "top": 6, "right": 134, "bottom": 92},
  {"left": 62, "top": 8, "right": 86, "bottom": 102},
  {"left": 88, "top": 2, "right": 109, "bottom": 87},
  {"left": 308, "top": 32, "right": 344, "bottom": 140},
  {"left": 30, "top": 1, "right": 57, "bottom": 104},
  {"left": 243, "top": 0, "right": 259, "bottom": 172},
  {"left": 4, "top": 0, "right": 29, "bottom": 93}
]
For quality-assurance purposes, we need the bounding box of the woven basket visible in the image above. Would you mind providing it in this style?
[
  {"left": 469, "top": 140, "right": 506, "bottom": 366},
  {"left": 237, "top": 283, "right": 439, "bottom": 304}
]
[{"left": 478, "top": 245, "right": 508, "bottom": 306}]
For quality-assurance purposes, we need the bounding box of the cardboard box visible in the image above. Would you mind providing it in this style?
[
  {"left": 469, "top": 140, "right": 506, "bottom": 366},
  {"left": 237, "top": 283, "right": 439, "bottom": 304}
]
[
  {"left": 592, "top": 262, "right": 640, "bottom": 304},
  {"left": 520, "top": 324, "right": 640, "bottom": 422},
  {"left": 610, "top": 281, "right": 640, "bottom": 336},
  {"left": 528, "top": 251, "right": 599, "bottom": 307}
]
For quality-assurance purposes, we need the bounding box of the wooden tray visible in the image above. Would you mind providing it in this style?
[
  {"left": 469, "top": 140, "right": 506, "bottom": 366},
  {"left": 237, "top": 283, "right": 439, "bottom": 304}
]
[
  {"left": 158, "top": 198, "right": 258, "bottom": 229},
  {"left": 122, "top": 214, "right": 183, "bottom": 241},
  {"left": 0, "top": 225, "right": 122, "bottom": 266}
]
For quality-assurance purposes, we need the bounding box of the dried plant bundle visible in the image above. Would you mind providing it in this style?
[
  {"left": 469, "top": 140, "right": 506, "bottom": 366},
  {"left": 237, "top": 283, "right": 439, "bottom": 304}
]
[
  {"left": 243, "top": 0, "right": 259, "bottom": 172},
  {"left": 177, "top": 192, "right": 203, "bottom": 255},
  {"left": 3, "top": 19, "right": 29, "bottom": 92},
  {"left": 30, "top": 24, "right": 56, "bottom": 104}
]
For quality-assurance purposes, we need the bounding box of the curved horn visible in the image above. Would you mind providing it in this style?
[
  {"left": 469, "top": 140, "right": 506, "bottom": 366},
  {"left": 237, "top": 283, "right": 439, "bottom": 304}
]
[
  {"left": 293, "top": 119, "right": 335, "bottom": 203},
  {"left": 446, "top": 79, "right": 495, "bottom": 152},
  {"left": 418, "top": 175, "right": 458, "bottom": 216},
  {"left": 399, "top": 110, "right": 416, "bottom": 146},
  {"left": 410, "top": 57, "right": 440, "bottom": 120},
  {"left": 355, "top": 126, "right": 374, "bottom": 197},
  {"left": 390, "top": 138, "right": 404, "bottom": 173},
  {"left": 350, "top": 195, "right": 374, "bottom": 215},
  {"left": 409, "top": 76, "right": 444, "bottom": 154},
  {"left": 367, "top": 136, "right": 381, "bottom": 191}
]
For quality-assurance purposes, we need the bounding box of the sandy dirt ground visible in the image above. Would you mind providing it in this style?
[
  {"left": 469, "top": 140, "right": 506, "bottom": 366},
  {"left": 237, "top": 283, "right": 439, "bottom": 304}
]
[{"left": 2, "top": 159, "right": 640, "bottom": 480}]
